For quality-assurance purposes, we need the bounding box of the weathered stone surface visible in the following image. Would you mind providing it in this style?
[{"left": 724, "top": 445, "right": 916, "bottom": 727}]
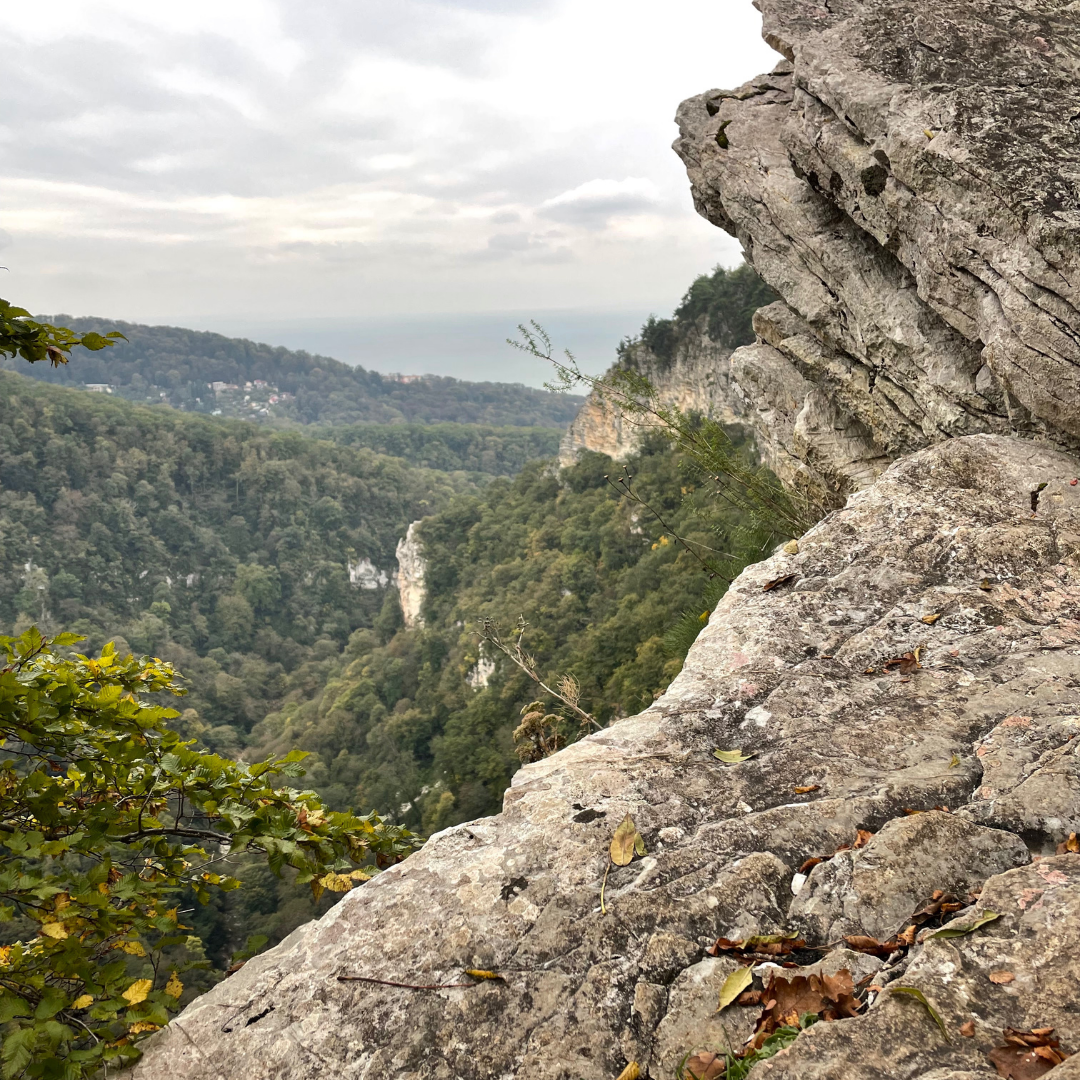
[
  {"left": 673, "top": 0, "right": 1080, "bottom": 500},
  {"left": 132, "top": 434, "right": 1080, "bottom": 1079},
  {"left": 789, "top": 811, "right": 1029, "bottom": 942},
  {"left": 558, "top": 331, "right": 746, "bottom": 469}
]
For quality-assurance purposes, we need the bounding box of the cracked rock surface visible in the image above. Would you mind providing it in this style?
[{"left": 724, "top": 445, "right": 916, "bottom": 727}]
[
  {"left": 673, "top": 0, "right": 1080, "bottom": 503},
  {"left": 131, "top": 434, "right": 1080, "bottom": 1079}
]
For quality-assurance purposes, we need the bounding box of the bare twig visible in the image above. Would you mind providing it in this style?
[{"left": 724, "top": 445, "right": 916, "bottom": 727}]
[
  {"left": 337, "top": 975, "right": 474, "bottom": 990},
  {"left": 476, "top": 617, "right": 601, "bottom": 731}
]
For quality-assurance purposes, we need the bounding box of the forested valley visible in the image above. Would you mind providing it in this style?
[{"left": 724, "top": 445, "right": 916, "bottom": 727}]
[{"left": 0, "top": 263, "right": 772, "bottom": 971}]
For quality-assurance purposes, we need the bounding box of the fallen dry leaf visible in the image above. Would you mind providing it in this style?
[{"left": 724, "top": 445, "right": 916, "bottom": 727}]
[
  {"left": 989, "top": 971, "right": 1016, "bottom": 985},
  {"left": 762, "top": 573, "right": 797, "bottom": 592},
  {"left": 1056, "top": 832, "right": 1079, "bottom": 855},
  {"left": 798, "top": 856, "right": 825, "bottom": 874},
  {"left": 882, "top": 651, "right": 920, "bottom": 675},
  {"left": 921, "top": 613, "right": 942, "bottom": 624},
  {"left": 610, "top": 814, "right": 645, "bottom": 867},
  {"left": 988, "top": 1027, "right": 1070, "bottom": 1079},
  {"left": 746, "top": 969, "right": 861, "bottom": 1050},
  {"left": 717, "top": 965, "right": 754, "bottom": 1012},
  {"left": 614, "top": 1064, "right": 641, "bottom": 1080},
  {"left": 464, "top": 969, "right": 504, "bottom": 981},
  {"left": 794, "top": 785, "right": 820, "bottom": 794},
  {"left": 714, "top": 748, "right": 756, "bottom": 764},
  {"left": 853, "top": 829, "right": 874, "bottom": 849},
  {"left": 843, "top": 935, "right": 901, "bottom": 958},
  {"left": 783, "top": 539, "right": 799, "bottom": 555},
  {"left": 682, "top": 1051, "right": 725, "bottom": 1080},
  {"left": 960, "top": 1020, "right": 976, "bottom": 1037}
]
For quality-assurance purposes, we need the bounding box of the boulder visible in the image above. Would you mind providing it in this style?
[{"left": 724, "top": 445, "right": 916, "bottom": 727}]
[{"left": 130, "top": 434, "right": 1080, "bottom": 1079}]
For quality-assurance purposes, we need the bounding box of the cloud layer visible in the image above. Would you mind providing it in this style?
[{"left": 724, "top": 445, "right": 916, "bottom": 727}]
[{"left": 0, "top": 0, "right": 776, "bottom": 326}]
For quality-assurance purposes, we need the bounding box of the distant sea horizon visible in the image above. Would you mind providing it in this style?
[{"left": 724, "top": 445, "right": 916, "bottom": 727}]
[{"left": 168, "top": 308, "right": 659, "bottom": 389}]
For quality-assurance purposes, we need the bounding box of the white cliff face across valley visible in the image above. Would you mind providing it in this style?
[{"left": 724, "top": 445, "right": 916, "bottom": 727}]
[{"left": 394, "top": 521, "right": 427, "bottom": 630}]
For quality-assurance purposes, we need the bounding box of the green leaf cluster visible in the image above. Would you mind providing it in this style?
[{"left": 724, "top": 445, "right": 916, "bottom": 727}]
[
  {"left": 0, "top": 301, "right": 124, "bottom": 369},
  {"left": 0, "top": 628, "right": 418, "bottom": 1077}
]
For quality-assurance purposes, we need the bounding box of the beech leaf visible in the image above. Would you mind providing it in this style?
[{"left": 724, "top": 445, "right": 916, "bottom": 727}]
[
  {"left": 931, "top": 911, "right": 1001, "bottom": 939},
  {"left": 714, "top": 748, "right": 755, "bottom": 764},
  {"left": 717, "top": 965, "right": 754, "bottom": 1012},
  {"left": 889, "top": 986, "right": 949, "bottom": 1041},
  {"left": 121, "top": 979, "right": 153, "bottom": 1006},
  {"left": 610, "top": 814, "right": 643, "bottom": 866}
]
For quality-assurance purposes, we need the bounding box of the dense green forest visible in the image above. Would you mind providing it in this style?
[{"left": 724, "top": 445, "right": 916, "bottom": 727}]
[
  {"left": 319, "top": 422, "right": 561, "bottom": 475},
  {"left": 0, "top": 371, "right": 480, "bottom": 755},
  {"left": 1, "top": 317, "right": 583, "bottom": 427},
  {"left": 0, "top": 261, "right": 775, "bottom": 966}
]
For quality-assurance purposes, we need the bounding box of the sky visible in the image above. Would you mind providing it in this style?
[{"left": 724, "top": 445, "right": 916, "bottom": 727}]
[{"left": 0, "top": 0, "right": 776, "bottom": 381}]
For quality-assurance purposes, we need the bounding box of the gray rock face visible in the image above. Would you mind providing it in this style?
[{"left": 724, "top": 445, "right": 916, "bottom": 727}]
[
  {"left": 673, "top": 0, "right": 1080, "bottom": 502},
  {"left": 131, "top": 434, "right": 1080, "bottom": 1079},
  {"left": 557, "top": 331, "right": 746, "bottom": 469}
]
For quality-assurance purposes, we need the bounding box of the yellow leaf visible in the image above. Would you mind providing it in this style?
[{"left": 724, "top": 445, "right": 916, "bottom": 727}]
[
  {"left": 921, "top": 613, "right": 941, "bottom": 625},
  {"left": 318, "top": 872, "right": 355, "bottom": 893},
  {"left": 127, "top": 1021, "right": 161, "bottom": 1035},
  {"left": 717, "top": 965, "right": 754, "bottom": 1012},
  {"left": 783, "top": 539, "right": 799, "bottom": 555},
  {"left": 165, "top": 971, "right": 183, "bottom": 999},
  {"left": 119, "top": 941, "right": 146, "bottom": 957},
  {"left": 0, "top": 946, "right": 11, "bottom": 967},
  {"left": 72, "top": 995, "right": 94, "bottom": 1010},
  {"left": 948, "top": 754, "right": 960, "bottom": 769},
  {"left": 615, "top": 1065, "right": 641, "bottom": 1080},
  {"left": 98, "top": 883, "right": 110, "bottom": 895},
  {"left": 41, "top": 922, "right": 68, "bottom": 940},
  {"left": 122, "top": 979, "right": 153, "bottom": 1006},
  {"left": 713, "top": 748, "right": 755, "bottom": 764},
  {"left": 610, "top": 814, "right": 642, "bottom": 867},
  {"left": 349, "top": 869, "right": 373, "bottom": 882},
  {"left": 464, "top": 969, "right": 504, "bottom": 981}
]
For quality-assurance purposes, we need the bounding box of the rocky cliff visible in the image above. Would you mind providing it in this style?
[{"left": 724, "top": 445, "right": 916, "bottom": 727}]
[
  {"left": 394, "top": 521, "right": 427, "bottom": 630},
  {"left": 132, "top": 434, "right": 1080, "bottom": 1080},
  {"left": 557, "top": 332, "right": 744, "bottom": 468},
  {"left": 673, "top": 0, "right": 1080, "bottom": 503},
  {"left": 130, "top": 3, "right": 1080, "bottom": 1078}
]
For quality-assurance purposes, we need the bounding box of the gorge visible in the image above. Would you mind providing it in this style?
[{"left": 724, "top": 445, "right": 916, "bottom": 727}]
[{"left": 129, "top": 0, "right": 1080, "bottom": 1077}]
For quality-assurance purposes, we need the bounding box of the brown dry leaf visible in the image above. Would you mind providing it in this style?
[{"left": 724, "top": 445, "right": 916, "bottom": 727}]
[
  {"left": 747, "top": 968, "right": 862, "bottom": 1050},
  {"left": 614, "top": 1064, "right": 641, "bottom": 1080},
  {"left": 863, "top": 666, "right": 876, "bottom": 674},
  {"left": 921, "top": 613, "right": 942, "bottom": 624},
  {"left": 762, "top": 573, "right": 797, "bottom": 592},
  {"left": 980, "top": 578, "right": 994, "bottom": 591},
  {"left": 988, "top": 1027, "right": 1069, "bottom": 1078},
  {"left": 960, "top": 1020, "right": 976, "bottom": 1038},
  {"left": 798, "top": 856, "right": 825, "bottom": 874},
  {"left": 989, "top": 971, "right": 1016, "bottom": 985},
  {"left": 610, "top": 814, "right": 643, "bottom": 867},
  {"left": 794, "top": 785, "right": 820, "bottom": 794},
  {"left": 464, "top": 969, "right": 504, "bottom": 981},
  {"left": 853, "top": 829, "right": 874, "bottom": 849},
  {"left": 682, "top": 1052, "right": 725, "bottom": 1080},
  {"left": 896, "top": 924, "right": 918, "bottom": 947},
  {"left": 705, "top": 933, "right": 805, "bottom": 960},
  {"left": 1056, "top": 832, "right": 1079, "bottom": 855},
  {"left": 843, "top": 935, "right": 900, "bottom": 958}
]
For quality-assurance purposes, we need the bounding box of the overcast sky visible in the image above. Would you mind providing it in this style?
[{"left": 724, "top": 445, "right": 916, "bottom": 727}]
[{"left": 0, "top": 0, "right": 775, "bottom": 376}]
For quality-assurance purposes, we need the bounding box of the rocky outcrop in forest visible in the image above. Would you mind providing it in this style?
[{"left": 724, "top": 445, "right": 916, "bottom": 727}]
[
  {"left": 394, "top": 521, "right": 427, "bottom": 630},
  {"left": 557, "top": 333, "right": 745, "bottom": 467},
  {"left": 131, "top": 2, "right": 1080, "bottom": 1077},
  {"left": 673, "top": 0, "right": 1080, "bottom": 503}
]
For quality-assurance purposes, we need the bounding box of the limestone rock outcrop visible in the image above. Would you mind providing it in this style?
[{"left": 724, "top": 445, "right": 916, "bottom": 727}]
[
  {"left": 558, "top": 334, "right": 746, "bottom": 468},
  {"left": 131, "top": 434, "right": 1080, "bottom": 1079},
  {"left": 394, "top": 521, "right": 426, "bottom": 630},
  {"left": 673, "top": 0, "right": 1080, "bottom": 502}
]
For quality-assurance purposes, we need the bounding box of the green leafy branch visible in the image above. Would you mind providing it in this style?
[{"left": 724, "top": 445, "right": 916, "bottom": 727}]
[
  {"left": 0, "top": 628, "right": 420, "bottom": 1078},
  {"left": 0, "top": 300, "right": 125, "bottom": 367}
]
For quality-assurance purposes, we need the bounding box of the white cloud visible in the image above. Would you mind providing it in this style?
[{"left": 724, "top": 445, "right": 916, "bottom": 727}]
[{"left": 0, "top": 0, "right": 777, "bottom": 324}]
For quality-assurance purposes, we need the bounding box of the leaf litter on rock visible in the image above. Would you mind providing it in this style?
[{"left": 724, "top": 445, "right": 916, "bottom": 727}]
[
  {"left": 713, "top": 748, "right": 756, "bottom": 764},
  {"left": 988, "top": 1027, "right": 1072, "bottom": 1079}
]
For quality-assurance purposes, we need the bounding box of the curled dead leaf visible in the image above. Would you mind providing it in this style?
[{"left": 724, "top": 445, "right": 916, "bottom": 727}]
[
  {"left": 921, "top": 613, "right": 942, "bottom": 624},
  {"left": 988, "top": 1027, "right": 1070, "bottom": 1078},
  {"left": 959, "top": 1020, "right": 976, "bottom": 1037},
  {"left": 794, "top": 785, "right": 820, "bottom": 794},
  {"left": 762, "top": 573, "right": 797, "bottom": 592},
  {"left": 614, "top": 1064, "right": 640, "bottom": 1080},
  {"left": 1056, "top": 832, "right": 1079, "bottom": 855},
  {"left": 798, "top": 856, "right": 825, "bottom": 874},
  {"left": 464, "top": 969, "right": 504, "bottom": 981},
  {"left": 989, "top": 971, "right": 1016, "bottom": 985},
  {"left": 713, "top": 748, "right": 755, "bottom": 764}
]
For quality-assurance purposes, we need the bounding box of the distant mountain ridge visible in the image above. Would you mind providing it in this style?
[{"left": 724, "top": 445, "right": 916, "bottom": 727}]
[{"left": 3, "top": 315, "right": 584, "bottom": 428}]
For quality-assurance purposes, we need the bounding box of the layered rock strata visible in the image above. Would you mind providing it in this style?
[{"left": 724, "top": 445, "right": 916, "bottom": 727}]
[
  {"left": 558, "top": 333, "right": 746, "bottom": 468},
  {"left": 673, "top": 0, "right": 1080, "bottom": 502},
  {"left": 132, "top": 434, "right": 1080, "bottom": 1079}
]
